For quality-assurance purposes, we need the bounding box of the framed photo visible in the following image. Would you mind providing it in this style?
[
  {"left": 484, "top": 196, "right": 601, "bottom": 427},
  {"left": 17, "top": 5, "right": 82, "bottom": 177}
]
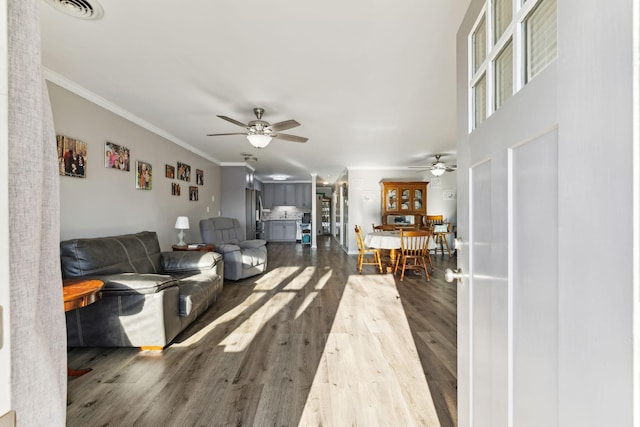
[
  {"left": 196, "top": 169, "right": 204, "bottom": 185},
  {"left": 177, "top": 162, "right": 191, "bottom": 182},
  {"left": 171, "top": 182, "right": 181, "bottom": 196},
  {"left": 189, "top": 186, "right": 198, "bottom": 201},
  {"left": 104, "top": 141, "right": 130, "bottom": 171},
  {"left": 57, "top": 135, "right": 87, "bottom": 178},
  {"left": 136, "top": 161, "right": 152, "bottom": 190},
  {"left": 165, "top": 164, "right": 175, "bottom": 179}
]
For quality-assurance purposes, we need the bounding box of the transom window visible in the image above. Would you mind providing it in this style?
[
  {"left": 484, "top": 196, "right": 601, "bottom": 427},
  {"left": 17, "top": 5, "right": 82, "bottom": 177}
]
[{"left": 469, "top": 0, "right": 557, "bottom": 131}]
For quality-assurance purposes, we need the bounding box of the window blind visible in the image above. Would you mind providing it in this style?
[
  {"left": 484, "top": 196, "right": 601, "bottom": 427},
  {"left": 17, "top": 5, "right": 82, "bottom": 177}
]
[
  {"left": 493, "top": 0, "right": 513, "bottom": 44},
  {"left": 473, "top": 16, "right": 487, "bottom": 73},
  {"left": 474, "top": 74, "right": 487, "bottom": 128},
  {"left": 495, "top": 39, "right": 513, "bottom": 109},
  {"left": 525, "top": 0, "right": 557, "bottom": 81}
]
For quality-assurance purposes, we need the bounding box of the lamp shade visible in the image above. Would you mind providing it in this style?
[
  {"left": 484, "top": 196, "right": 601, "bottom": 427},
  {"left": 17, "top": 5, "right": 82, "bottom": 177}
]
[
  {"left": 174, "top": 216, "right": 190, "bottom": 229},
  {"left": 247, "top": 134, "right": 271, "bottom": 148}
]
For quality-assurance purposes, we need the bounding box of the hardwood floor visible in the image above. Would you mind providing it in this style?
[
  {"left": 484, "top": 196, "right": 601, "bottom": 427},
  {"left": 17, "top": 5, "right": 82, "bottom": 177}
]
[{"left": 67, "top": 235, "right": 457, "bottom": 426}]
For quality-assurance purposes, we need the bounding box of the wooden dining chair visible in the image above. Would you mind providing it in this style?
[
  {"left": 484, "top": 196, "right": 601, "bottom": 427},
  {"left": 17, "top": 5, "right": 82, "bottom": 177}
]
[
  {"left": 355, "top": 225, "right": 383, "bottom": 273},
  {"left": 372, "top": 224, "right": 396, "bottom": 232},
  {"left": 394, "top": 229, "right": 431, "bottom": 282}
]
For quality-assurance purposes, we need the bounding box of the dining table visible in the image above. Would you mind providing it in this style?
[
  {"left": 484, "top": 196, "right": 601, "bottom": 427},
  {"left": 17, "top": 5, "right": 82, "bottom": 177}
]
[
  {"left": 365, "top": 229, "right": 436, "bottom": 272},
  {"left": 364, "top": 230, "right": 403, "bottom": 272}
]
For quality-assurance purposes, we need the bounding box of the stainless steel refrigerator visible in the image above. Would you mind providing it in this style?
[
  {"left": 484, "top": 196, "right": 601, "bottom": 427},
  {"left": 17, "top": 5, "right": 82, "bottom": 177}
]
[{"left": 245, "top": 189, "right": 263, "bottom": 240}]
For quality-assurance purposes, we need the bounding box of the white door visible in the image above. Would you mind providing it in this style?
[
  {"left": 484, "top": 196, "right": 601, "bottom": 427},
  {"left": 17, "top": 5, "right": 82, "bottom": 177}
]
[
  {"left": 456, "top": 1, "right": 637, "bottom": 426},
  {"left": 457, "top": 132, "right": 559, "bottom": 427}
]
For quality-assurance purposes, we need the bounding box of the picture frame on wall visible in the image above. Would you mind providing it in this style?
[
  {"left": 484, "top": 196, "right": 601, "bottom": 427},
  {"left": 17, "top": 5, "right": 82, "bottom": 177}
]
[
  {"left": 104, "top": 141, "right": 130, "bottom": 171},
  {"left": 136, "top": 160, "right": 152, "bottom": 190},
  {"left": 196, "top": 169, "right": 204, "bottom": 185},
  {"left": 57, "top": 135, "right": 87, "bottom": 179},
  {"left": 177, "top": 162, "right": 191, "bottom": 182},
  {"left": 165, "top": 164, "right": 175, "bottom": 179},
  {"left": 171, "top": 182, "right": 181, "bottom": 196},
  {"left": 189, "top": 186, "right": 198, "bottom": 201}
]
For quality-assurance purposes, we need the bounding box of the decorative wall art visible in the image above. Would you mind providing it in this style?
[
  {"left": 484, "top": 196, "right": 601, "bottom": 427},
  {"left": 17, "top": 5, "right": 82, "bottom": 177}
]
[
  {"left": 177, "top": 162, "right": 191, "bottom": 182},
  {"left": 171, "top": 182, "right": 181, "bottom": 196},
  {"left": 136, "top": 161, "right": 152, "bottom": 190},
  {"left": 57, "top": 135, "right": 87, "bottom": 178},
  {"left": 196, "top": 169, "right": 204, "bottom": 185},
  {"left": 165, "top": 164, "right": 175, "bottom": 179},
  {"left": 104, "top": 141, "right": 130, "bottom": 171},
  {"left": 442, "top": 189, "right": 456, "bottom": 200},
  {"left": 189, "top": 186, "right": 198, "bottom": 201}
]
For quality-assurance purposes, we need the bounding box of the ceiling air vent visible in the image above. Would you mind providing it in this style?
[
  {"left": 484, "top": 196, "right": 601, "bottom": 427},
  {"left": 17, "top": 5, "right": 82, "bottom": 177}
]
[{"left": 41, "top": 0, "right": 104, "bottom": 20}]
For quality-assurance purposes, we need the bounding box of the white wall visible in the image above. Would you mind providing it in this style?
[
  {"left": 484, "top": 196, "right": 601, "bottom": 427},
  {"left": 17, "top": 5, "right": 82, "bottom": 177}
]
[
  {"left": 346, "top": 167, "right": 457, "bottom": 253},
  {"left": 48, "top": 82, "right": 222, "bottom": 250}
]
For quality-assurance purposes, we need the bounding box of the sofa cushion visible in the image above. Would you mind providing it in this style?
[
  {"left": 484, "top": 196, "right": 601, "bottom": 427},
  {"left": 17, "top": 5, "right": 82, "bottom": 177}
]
[
  {"left": 161, "top": 251, "right": 222, "bottom": 274},
  {"left": 60, "top": 231, "right": 163, "bottom": 277}
]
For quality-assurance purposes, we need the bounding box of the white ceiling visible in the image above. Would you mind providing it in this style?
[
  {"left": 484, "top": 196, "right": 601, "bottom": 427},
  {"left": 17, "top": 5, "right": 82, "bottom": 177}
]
[{"left": 39, "top": 0, "right": 469, "bottom": 183}]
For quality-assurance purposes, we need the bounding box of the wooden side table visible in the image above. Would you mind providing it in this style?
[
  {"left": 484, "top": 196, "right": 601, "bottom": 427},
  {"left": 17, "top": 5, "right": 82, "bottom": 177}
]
[
  {"left": 63, "top": 278, "right": 104, "bottom": 376},
  {"left": 172, "top": 244, "right": 215, "bottom": 252}
]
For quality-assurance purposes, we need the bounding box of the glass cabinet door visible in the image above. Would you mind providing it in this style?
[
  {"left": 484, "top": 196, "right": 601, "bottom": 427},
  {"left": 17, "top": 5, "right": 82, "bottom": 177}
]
[
  {"left": 413, "top": 188, "right": 423, "bottom": 210},
  {"left": 386, "top": 188, "right": 397, "bottom": 210},
  {"left": 401, "top": 189, "right": 410, "bottom": 210}
]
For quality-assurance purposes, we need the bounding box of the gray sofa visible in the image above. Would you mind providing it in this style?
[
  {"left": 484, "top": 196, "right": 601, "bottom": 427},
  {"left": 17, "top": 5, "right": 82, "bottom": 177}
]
[
  {"left": 60, "top": 231, "right": 224, "bottom": 348},
  {"left": 199, "top": 217, "right": 267, "bottom": 281}
]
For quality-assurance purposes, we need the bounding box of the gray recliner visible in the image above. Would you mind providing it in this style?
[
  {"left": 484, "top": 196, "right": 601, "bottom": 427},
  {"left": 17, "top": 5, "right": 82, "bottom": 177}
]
[{"left": 199, "top": 217, "right": 267, "bottom": 281}]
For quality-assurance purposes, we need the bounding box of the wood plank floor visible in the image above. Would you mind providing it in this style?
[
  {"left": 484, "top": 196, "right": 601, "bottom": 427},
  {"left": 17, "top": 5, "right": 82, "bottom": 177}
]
[{"left": 67, "top": 235, "right": 457, "bottom": 426}]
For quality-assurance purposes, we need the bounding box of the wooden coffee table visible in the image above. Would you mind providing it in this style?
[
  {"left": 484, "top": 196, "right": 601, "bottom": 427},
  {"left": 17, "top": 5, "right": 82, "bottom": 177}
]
[{"left": 63, "top": 278, "right": 104, "bottom": 376}]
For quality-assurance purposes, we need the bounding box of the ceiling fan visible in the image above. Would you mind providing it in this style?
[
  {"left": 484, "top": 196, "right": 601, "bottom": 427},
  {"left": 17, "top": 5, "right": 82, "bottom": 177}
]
[
  {"left": 207, "top": 107, "right": 308, "bottom": 148},
  {"left": 409, "top": 154, "right": 457, "bottom": 176}
]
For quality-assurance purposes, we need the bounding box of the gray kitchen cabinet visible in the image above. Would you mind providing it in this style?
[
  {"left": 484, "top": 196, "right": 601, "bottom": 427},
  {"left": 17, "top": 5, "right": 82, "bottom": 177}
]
[
  {"left": 272, "top": 184, "right": 296, "bottom": 206},
  {"left": 268, "top": 220, "right": 297, "bottom": 241},
  {"left": 263, "top": 184, "right": 274, "bottom": 208},
  {"left": 295, "top": 184, "right": 312, "bottom": 208},
  {"left": 264, "top": 183, "right": 310, "bottom": 207}
]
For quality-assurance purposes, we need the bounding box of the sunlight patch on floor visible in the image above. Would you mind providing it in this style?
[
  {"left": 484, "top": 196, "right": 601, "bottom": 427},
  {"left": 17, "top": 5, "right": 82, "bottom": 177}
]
[
  {"left": 298, "top": 273, "right": 442, "bottom": 426},
  {"left": 295, "top": 268, "right": 332, "bottom": 319}
]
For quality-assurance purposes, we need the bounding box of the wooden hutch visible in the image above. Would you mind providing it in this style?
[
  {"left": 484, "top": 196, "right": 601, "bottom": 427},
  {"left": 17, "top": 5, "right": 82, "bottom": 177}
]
[{"left": 380, "top": 181, "right": 428, "bottom": 228}]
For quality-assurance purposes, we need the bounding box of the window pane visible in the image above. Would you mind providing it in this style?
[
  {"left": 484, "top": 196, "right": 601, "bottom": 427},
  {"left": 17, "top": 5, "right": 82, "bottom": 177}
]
[
  {"left": 493, "top": 0, "right": 513, "bottom": 43},
  {"left": 525, "top": 0, "right": 558, "bottom": 82},
  {"left": 473, "top": 15, "right": 487, "bottom": 73},
  {"left": 495, "top": 39, "right": 513, "bottom": 109},
  {"left": 474, "top": 74, "right": 487, "bottom": 128}
]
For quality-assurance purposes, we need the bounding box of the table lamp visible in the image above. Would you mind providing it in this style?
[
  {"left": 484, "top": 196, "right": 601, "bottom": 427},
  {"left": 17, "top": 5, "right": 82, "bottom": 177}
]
[{"left": 174, "top": 216, "right": 190, "bottom": 246}]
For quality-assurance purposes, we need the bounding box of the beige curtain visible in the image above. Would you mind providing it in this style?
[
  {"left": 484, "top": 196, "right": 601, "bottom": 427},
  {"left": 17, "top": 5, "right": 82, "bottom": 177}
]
[{"left": 8, "top": 0, "right": 67, "bottom": 424}]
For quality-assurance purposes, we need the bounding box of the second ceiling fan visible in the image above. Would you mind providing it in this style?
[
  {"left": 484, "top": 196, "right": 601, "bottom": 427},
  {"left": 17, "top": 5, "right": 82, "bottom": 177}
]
[
  {"left": 207, "top": 107, "right": 308, "bottom": 148},
  {"left": 409, "top": 154, "right": 457, "bottom": 176}
]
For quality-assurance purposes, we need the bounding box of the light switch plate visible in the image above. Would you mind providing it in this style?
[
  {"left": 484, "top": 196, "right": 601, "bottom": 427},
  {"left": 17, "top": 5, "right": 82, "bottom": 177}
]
[{"left": 0, "top": 306, "right": 3, "bottom": 350}]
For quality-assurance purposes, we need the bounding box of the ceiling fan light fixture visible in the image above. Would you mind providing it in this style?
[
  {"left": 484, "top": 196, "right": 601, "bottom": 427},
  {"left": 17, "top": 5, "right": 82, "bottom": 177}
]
[
  {"left": 247, "top": 134, "right": 271, "bottom": 148},
  {"left": 430, "top": 167, "right": 446, "bottom": 177}
]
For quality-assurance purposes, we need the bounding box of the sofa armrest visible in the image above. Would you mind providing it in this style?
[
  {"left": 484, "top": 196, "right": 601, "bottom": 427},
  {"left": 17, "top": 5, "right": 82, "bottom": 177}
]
[
  {"left": 161, "top": 251, "right": 222, "bottom": 274},
  {"left": 214, "top": 243, "right": 241, "bottom": 254},
  {"left": 239, "top": 239, "right": 267, "bottom": 249}
]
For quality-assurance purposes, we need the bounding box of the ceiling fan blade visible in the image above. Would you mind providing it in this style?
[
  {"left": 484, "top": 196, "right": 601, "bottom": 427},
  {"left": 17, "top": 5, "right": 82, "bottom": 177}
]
[
  {"left": 217, "top": 115, "right": 248, "bottom": 128},
  {"left": 273, "top": 133, "right": 308, "bottom": 143},
  {"left": 408, "top": 166, "right": 430, "bottom": 169},
  {"left": 270, "top": 119, "right": 300, "bottom": 132},
  {"left": 206, "top": 132, "right": 247, "bottom": 137}
]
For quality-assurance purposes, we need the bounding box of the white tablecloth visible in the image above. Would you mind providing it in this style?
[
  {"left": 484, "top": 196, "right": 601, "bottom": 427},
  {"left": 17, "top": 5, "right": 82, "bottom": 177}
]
[{"left": 364, "top": 231, "right": 401, "bottom": 249}]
